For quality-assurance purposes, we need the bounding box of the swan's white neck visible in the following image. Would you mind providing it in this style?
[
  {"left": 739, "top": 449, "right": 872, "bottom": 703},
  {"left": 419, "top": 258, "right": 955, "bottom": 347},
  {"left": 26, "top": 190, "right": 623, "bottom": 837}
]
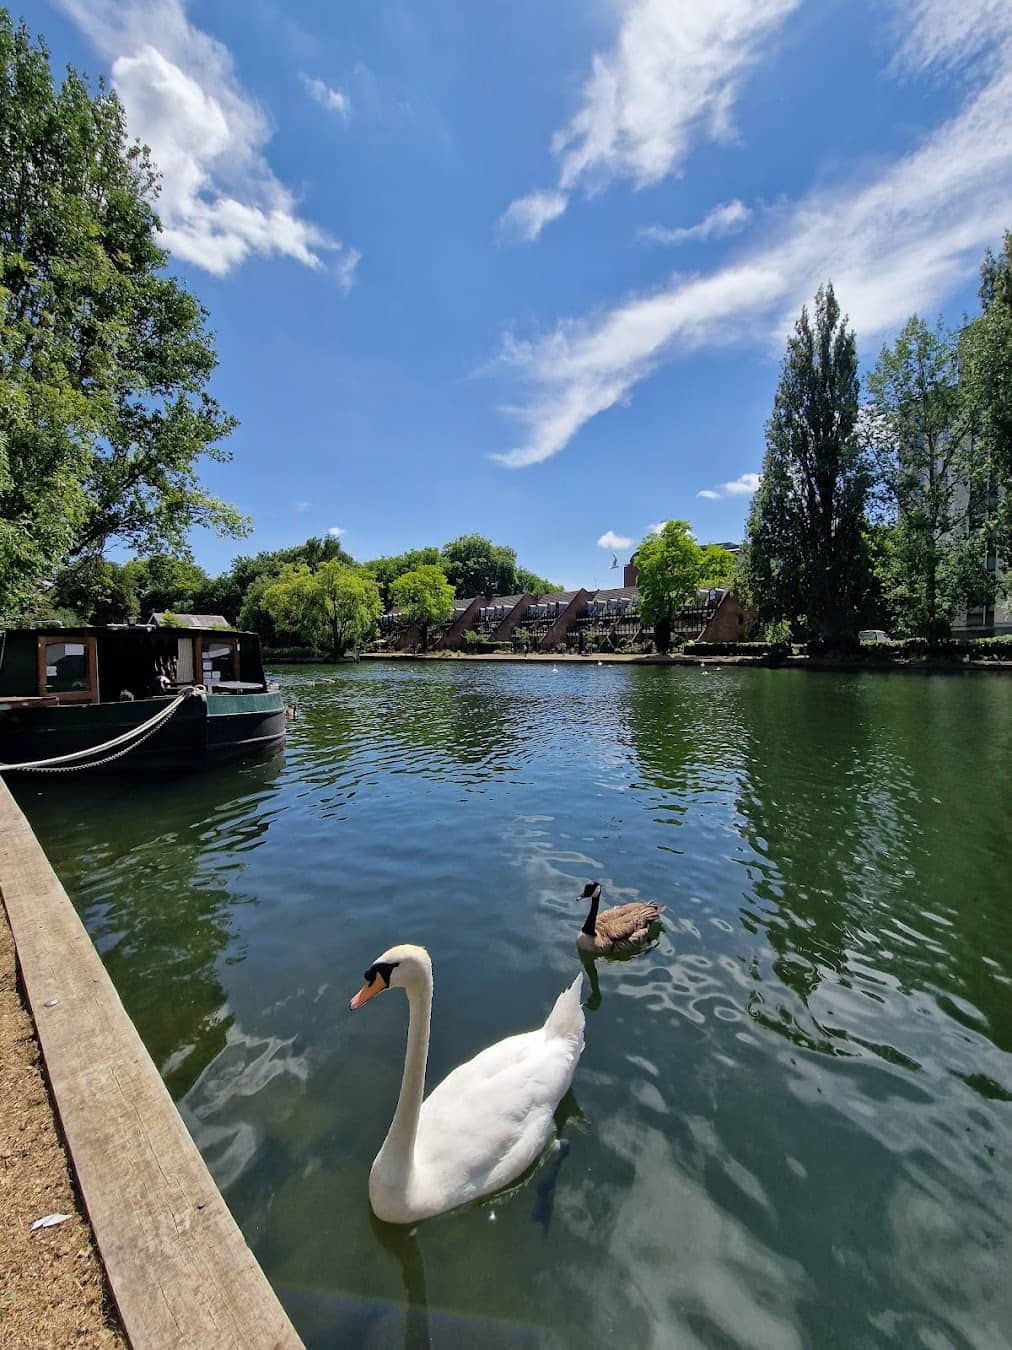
[{"left": 379, "top": 972, "right": 432, "bottom": 1168}]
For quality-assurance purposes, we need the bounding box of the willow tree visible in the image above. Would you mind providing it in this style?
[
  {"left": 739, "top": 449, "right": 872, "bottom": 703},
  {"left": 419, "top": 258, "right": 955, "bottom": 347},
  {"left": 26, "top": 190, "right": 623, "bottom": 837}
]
[
  {"left": 261, "top": 561, "right": 382, "bottom": 658},
  {"left": 741, "top": 284, "right": 871, "bottom": 642},
  {"left": 0, "top": 12, "right": 246, "bottom": 618}
]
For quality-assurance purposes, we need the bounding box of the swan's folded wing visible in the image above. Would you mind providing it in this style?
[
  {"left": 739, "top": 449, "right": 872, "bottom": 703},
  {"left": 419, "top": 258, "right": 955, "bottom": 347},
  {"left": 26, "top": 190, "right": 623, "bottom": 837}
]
[{"left": 413, "top": 1027, "right": 580, "bottom": 1206}]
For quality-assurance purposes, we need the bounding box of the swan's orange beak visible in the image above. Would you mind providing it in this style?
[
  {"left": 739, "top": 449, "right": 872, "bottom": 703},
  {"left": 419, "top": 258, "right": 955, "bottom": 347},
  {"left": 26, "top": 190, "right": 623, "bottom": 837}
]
[{"left": 349, "top": 980, "right": 383, "bottom": 1011}]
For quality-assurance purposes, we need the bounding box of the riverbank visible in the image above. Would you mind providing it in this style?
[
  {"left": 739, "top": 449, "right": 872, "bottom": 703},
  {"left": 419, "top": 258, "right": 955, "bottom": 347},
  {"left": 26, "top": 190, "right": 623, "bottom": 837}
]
[
  {"left": 359, "top": 650, "right": 1012, "bottom": 673},
  {"left": 0, "top": 780, "right": 303, "bottom": 1350},
  {"left": 0, "top": 910, "right": 125, "bottom": 1348}
]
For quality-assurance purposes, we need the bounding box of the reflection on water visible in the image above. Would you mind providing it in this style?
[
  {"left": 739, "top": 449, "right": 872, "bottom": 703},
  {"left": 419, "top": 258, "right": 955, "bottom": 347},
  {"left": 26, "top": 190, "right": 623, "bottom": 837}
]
[{"left": 16, "top": 662, "right": 1012, "bottom": 1349}]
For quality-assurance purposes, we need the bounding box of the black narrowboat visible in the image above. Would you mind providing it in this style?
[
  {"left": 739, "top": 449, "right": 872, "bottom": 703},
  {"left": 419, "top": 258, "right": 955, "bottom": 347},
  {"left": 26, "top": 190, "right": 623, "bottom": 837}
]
[{"left": 0, "top": 622, "right": 286, "bottom": 773}]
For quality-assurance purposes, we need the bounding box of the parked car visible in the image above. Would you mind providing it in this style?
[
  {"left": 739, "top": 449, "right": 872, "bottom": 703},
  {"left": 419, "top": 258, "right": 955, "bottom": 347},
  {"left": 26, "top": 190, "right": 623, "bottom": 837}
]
[{"left": 858, "top": 629, "right": 892, "bottom": 643}]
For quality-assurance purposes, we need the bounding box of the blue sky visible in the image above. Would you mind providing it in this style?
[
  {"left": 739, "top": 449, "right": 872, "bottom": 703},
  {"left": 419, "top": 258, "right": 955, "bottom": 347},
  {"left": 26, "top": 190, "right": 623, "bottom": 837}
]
[{"left": 31, "top": 0, "right": 1012, "bottom": 588}]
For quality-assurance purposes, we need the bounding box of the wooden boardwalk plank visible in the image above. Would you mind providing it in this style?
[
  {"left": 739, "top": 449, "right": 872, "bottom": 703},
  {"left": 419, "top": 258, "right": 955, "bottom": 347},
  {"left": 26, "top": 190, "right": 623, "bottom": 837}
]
[{"left": 0, "top": 780, "right": 303, "bottom": 1350}]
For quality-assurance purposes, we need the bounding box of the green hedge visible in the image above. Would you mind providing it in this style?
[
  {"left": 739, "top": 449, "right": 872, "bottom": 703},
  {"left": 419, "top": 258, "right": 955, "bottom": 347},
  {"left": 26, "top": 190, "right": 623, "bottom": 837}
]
[
  {"left": 263, "top": 646, "right": 320, "bottom": 661},
  {"left": 805, "top": 636, "right": 1012, "bottom": 661},
  {"left": 458, "top": 639, "right": 513, "bottom": 654},
  {"left": 683, "top": 640, "right": 790, "bottom": 658}
]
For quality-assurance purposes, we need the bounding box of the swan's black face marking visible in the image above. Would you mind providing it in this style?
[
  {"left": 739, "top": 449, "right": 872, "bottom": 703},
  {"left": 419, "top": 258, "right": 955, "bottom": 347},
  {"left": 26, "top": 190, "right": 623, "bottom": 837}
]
[{"left": 364, "top": 961, "right": 398, "bottom": 989}]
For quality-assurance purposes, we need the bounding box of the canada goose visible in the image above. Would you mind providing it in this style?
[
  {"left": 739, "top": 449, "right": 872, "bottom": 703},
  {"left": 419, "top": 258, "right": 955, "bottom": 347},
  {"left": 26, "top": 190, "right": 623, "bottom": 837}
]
[
  {"left": 349, "top": 945, "right": 585, "bottom": 1223},
  {"left": 576, "top": 881, "right": 664, "bottom": 955}
]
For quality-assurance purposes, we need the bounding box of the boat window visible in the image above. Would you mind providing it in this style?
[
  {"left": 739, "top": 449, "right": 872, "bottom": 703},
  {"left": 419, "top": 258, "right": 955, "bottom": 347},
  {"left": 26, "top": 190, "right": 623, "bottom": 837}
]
[
  {"left": 198, "top": 638, "right": 238, "bottom": 687},
  {"left": 37, "top": 636, "right": 99, "bottom": 702},
  {"left": 43, "top": 642, "right": 87, "bottom": 691}
]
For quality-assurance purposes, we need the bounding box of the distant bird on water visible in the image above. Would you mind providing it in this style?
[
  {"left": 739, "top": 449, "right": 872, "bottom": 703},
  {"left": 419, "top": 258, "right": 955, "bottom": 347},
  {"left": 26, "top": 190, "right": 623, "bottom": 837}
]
[{"left": 576, "top": 881, "right": 665, "bottom": 955}]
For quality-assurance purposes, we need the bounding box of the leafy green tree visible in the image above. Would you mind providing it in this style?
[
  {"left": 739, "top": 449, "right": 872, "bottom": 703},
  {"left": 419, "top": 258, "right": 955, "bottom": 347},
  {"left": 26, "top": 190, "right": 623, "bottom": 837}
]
[
  {"left": 207, "top": 536, "right": 356, "bottom": 625},
  {"left": 634, "top": 520, "right": 702, "bottom": 653},
  {"left": 440, "top": 534, "right": 519, "bottom": 598},
  {"left": 363, "top": 547, "right": 442, "bottom": 608},
  {"left": 0, "top": 12, "right": 247, "bottom": 619},
  {"left": 48, "top": 557, "right": 138, "bottom": 624},
  {"left": 389, "top": 564, "right": 455, "bottom": 652},
  {"left": 959, "top": 232, "right": 1012, "bottom": 561},
  {"left": 122, "top": 555, "right": 209, "bottom": 619},
  {"left": 865, "top": 315, "right": 985, "bottom": 640},
  {"left": 261, "top": 561, "right": 381, "bottom": 657},
  {"left": 698, "top": 544, "right": 738, "bottom": 589},
  {"left": 515, "top": 566, "right": 561, "bottom": 596},
  {"left": 740, "top": 284, "right": 871, "bottom": 642}
]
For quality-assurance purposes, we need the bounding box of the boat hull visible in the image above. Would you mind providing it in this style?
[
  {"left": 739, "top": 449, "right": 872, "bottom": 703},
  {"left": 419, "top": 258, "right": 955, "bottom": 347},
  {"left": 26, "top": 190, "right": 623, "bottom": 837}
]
[{"left": 0, "top": 691, "right": 286, "bottom": 773}]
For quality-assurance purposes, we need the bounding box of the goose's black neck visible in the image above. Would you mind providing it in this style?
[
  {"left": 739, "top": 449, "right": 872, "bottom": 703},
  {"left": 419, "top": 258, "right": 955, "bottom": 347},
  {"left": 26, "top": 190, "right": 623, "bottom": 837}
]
[{"left": 581, "top": 889, "right": 602, "bottom": 937}]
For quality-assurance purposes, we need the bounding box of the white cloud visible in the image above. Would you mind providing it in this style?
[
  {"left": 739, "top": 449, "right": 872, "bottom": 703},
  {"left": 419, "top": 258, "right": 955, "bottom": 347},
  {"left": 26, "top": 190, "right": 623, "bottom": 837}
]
[
  {"left": 492, "top": 22, "right": 1012, "bottom": 466},
  {"left": 335, "top": 248, "right": 363, "bottom": 294},
  {"left": 639, "top": 199, "right": 752, "bottom": 246},
  {"left": 327, "top": 526, "right": 345, "bottom": 538},
  {"left": 502, "top": 0, "right": 799, "bottom": 240},
  {"left": 302, "top": 74, "right": 350, "bottom": 118},
  {"left": 697, "top": 473, "right": 760, "bottom": 500},
  {"left": 724, "top": 472, "right": 760, "bottom": 495},
  {"left": 294, "top": 500, "right": 311, "bottom": 512},
  {"left": 890, "top": 0, "right": 1012, "bottom": 75},
  {"left": 648, "top": 520, "right": 668, "bottom": 534},
  {"left": 55, "top": 0, "right": 359, "bottom": 280},
  {"left": 597, "top": 530, "right": 633, "bottom": 550},
  {"left": 498, "top": 190, "right": 569, "bottom": 243}
]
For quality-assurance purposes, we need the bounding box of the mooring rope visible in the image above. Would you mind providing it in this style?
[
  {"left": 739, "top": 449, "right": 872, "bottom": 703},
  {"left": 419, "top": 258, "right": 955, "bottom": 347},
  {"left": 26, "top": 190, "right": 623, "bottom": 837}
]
[{"left": 0, "top": 686, "right": 207, "bottom": 774}]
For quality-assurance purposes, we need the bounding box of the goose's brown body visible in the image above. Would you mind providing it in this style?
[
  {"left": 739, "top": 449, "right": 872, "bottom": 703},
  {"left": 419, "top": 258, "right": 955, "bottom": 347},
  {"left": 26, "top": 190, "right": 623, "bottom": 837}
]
[{"left": 577, "top": 884, "right": 664, "bottom": 954}]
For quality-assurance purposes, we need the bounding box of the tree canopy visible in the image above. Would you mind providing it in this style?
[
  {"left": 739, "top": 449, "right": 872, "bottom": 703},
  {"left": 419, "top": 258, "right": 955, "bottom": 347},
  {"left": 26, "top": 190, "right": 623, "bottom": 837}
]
[
  {"left": 698, "top": 543, "right": 738, "bottom": 589},
  {"left": 389, "top": 565, "right": 455, "bottom": 651},
  {"left": 634, "top": 520, "right": 702, "bottom": 652},
  {"left": 0, "top": 11, "right": 246, "bottom": 619},
  {"left": 741, "top": 284, "right": 871, "bottom": 642},
  {"left": 864, "top": 315, "right": 986, "bottom": 640},
  {"left": 261, "top": 560, "right": 381, "bottom": 657}
]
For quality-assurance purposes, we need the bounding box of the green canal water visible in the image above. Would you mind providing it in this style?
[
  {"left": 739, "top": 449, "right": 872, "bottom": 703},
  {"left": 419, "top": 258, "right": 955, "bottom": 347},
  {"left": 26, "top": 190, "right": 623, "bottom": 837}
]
[{"left": 14, "top": 662, "right": 1012, "bottom": 1349}]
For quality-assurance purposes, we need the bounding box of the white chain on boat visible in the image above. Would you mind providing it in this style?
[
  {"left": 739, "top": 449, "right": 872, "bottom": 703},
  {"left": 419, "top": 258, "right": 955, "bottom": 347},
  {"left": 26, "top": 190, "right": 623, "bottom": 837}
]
[{"left": 0, "top": 686, "right": 208, "bottom": 774}]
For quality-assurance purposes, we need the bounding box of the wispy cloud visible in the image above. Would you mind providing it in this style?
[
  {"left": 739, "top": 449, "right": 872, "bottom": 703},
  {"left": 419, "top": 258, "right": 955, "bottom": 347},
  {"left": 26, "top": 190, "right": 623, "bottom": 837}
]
[
  {"left": 500, "top": 0, "right": 799, "bottom": 241},
  {"left": 597, "top": 530, "right": 633, "bottom": 550},
  {"left": 302, "top": 74, "right": 350, "bottom": 119},
  {"left": 55, "top": 0, "right": 359, "bottom": 280},
  {"left": 639, "top": 199, "right": 752, "bottom": 246},
  {"left": 698, "top": 473, "right": 759, "bottom": 500},
  {"left": 294, "top": 500, "right": 311, "bottom": 512},
  {"left": 492, "top": 16, "right": 1012, "bottom": 467},
  {"left": 327, "top": 526, "right": 345, "bottom": 538},
  {"left": 498, "top": 190, "right": 569, "bottom": 244},
  {"left": 647, "top": 520, "right": 668, "bottom": 534}
]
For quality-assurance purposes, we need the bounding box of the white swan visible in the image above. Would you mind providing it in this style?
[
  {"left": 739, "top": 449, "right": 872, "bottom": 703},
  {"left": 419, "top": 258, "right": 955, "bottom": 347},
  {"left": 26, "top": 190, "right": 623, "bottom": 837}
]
[{"left": 349, "top": 945, "right": 584, "bottom": 1223}]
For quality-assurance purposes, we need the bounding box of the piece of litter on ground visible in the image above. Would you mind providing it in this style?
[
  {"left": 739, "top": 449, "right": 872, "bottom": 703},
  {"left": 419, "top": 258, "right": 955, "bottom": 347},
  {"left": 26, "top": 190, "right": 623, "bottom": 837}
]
[{"left": 31, "top": 1213, "right": 70, "bottom": 1230}]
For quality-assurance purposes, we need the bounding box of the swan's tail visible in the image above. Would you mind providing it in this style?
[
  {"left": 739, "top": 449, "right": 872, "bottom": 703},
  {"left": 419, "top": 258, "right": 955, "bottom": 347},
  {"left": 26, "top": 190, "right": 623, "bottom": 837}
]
[{"left": 544, "top": 973, "right": 585, "bottom": 1046}]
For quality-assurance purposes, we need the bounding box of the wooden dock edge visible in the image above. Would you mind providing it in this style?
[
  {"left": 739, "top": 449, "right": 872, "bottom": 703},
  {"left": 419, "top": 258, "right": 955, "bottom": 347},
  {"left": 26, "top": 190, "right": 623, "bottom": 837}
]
[{"left": 0, "top": 779, "right": 304, "bottom": 1350}]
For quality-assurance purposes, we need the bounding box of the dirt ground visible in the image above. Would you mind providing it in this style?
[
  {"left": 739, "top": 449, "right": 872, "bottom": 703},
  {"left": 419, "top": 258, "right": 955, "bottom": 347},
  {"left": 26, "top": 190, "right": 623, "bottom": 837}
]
[{"left": 0, "top": 905, "right": 125, "bottom": 1349}]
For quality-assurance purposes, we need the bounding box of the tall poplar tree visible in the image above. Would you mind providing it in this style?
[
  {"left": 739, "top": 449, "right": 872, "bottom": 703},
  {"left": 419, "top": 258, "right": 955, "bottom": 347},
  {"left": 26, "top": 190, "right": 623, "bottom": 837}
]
[
  {"left": 0, "top": 12, "right": 246, "bottom": 618},
  {"left": 959, "top": 232, "right": 1012, "bottom": 560},
  {"left": 865, "top": 315, "right": 985, "bottom": 640},
  {"left": 741, "top": 284, "right": 870, "bottom": 642}
]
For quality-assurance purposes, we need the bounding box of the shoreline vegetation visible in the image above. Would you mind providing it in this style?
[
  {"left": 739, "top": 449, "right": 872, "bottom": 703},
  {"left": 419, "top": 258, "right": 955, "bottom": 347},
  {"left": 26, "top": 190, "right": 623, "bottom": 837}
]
[{"left": 334, "top": 648, "right": 1012, "bottom": 673}]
